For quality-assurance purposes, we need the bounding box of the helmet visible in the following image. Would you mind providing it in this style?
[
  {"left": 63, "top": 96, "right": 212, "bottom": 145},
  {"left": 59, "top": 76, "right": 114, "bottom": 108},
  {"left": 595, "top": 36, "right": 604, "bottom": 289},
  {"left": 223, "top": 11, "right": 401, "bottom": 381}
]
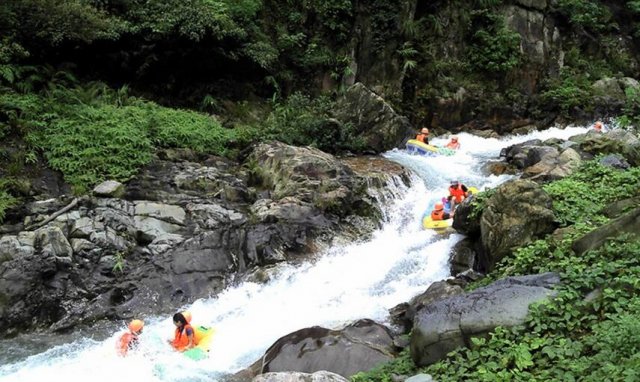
[
  {"left": 451, "top": 135, "right": 458, "bottom": 141},
  {"left": 434, "top": 202, "right": 444, "bottom": 211},
  {"left": 450, "top": 180, "right": 459, "bottom": 186},
  {"left": 421, "top": 127, "right": 429, "bottom": 134},
  {"left": 182, "top": 311, "right": 192, "bottom": 323},
  {"left": 128, "top": 319, "right": 144, "bottom": 333}
]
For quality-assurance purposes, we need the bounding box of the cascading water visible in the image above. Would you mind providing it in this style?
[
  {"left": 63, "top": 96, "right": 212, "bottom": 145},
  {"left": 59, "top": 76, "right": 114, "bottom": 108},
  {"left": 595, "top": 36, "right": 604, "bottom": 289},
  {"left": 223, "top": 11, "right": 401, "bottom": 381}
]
[{"left": 0, "top": 126, "right": 589, "bottom": 382}]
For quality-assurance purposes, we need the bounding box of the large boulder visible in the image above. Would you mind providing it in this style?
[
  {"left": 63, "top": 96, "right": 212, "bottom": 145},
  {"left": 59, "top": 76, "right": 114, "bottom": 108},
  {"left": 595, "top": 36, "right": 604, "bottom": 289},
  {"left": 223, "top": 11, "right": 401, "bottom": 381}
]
[
  {"left": 255, "top": 319, "right": 397, "bottom": 378},
  {"left": 333, "top": 83, "right": 414, "bottom": 154},
  {"left": 253, "top": 371, "right": 349, "bottom": 382},
  {"left": 569, "top": 130, "right": 640, "bottom": 166},
  {"left": 591, "top": 77, "right": 640, "bottom": 115},
  {"left": 411, "top": 273, "right": 560, "bottom": 366},
  {"left": 479, "top": 180, "right": 556, "bottom": 272},
  {"left": 389, "top": 280, "right": 465, "bottom": 334}
]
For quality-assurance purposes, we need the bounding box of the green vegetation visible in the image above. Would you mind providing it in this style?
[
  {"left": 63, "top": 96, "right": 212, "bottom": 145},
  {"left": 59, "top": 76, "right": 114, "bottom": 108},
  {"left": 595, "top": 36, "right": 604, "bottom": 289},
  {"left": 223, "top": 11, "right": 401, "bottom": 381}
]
[
  {"left": 543, "top": 160, "right": 640, "bottom": 226},
  {"left": 0, "top": 78, "right": 357, "bottom": 208},
  {"left": 468, "top": 187, "right": 496, "bottom": 219},
  {"left": 467, "top": 10, "right": 521, "bottom": 74},
  {"left": 540, "top": 68, "right": 594, "bottom": 118},
  {"left": 0, "top": 86, "right": 235, "bottom": 193},
  {"left": 0, "top": 190, "right": 18, "bottom": 222},
  {"left": 555, "top": 0, "right": 613, "bottom": 32},
  {"left": 352, "top": 161, "right": 640, "bottom": 381},
  {"left": 262, "top": 92, "right": 365, "bottom": 153},
  {"left": 617, "top": 87, "right": 640, "bottom": 132}
]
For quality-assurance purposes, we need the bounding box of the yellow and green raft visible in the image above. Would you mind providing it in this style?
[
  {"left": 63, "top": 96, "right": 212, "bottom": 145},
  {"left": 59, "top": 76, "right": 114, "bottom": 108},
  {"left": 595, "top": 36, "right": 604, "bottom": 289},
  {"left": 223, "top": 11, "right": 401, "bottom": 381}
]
[
  {"left": 422, "top": 187, "right": 478, "bottom": 233},
  {"left": 183, "top": 326, "right": 216, "bottom": 361}
]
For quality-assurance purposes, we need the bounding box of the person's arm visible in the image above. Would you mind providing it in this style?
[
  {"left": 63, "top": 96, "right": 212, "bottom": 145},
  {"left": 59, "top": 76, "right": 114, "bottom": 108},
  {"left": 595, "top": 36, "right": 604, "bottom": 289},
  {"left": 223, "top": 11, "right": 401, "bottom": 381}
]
[{"left": 186, "top": 327, "right": 195, "bottom": 349}]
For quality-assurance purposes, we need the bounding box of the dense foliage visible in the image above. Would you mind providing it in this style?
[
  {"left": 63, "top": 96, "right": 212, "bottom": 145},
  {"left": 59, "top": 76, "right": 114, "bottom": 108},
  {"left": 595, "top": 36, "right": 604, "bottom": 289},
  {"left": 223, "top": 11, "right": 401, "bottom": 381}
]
[{"left": 352, "top": 161, "right": 640, "bottom": 381}]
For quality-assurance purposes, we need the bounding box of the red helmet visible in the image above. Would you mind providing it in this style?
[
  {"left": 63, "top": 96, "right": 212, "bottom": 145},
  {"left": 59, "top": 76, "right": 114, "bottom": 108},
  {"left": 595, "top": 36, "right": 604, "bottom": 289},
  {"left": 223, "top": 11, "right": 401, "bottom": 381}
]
[{"left": 434, "top": 202, "right": 444, "bottom": 211}]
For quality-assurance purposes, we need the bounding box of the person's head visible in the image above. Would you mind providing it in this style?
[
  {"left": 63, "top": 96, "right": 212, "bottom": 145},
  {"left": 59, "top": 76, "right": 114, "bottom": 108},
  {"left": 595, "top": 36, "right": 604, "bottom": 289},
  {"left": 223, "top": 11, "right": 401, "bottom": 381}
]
[
  {"left": 451, "top": 135, "right": 458, "bottom": 142},
  {"left": 434, "top": 202, "right": 444, "bottom": 211},
  {"left": 421, "top": 127, "right": 429, "bottom": 135},
  {"left": 594, "top": 121, "right": 603, "bottom": 131},
  {"left": 128, "top": 319, "right": 144, "bottom": 334},
  {"left": 173, "top": 312, "right": 188, "bottom": 327},
  {"left": 450, "top": 180, "right": 459, "bottom": 187}
]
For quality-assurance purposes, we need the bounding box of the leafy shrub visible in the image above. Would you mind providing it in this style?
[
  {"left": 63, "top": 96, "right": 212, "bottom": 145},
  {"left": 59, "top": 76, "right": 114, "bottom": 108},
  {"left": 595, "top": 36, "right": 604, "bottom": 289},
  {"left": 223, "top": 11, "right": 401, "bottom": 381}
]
[
  {"left": 467, "top": 11, "right": 521, "bottom": 73},
  {"left": 0, "top": 190, "right": 18, "bottom": 223},
  {"left": 540, "top": 68, "right": 594, "bottom": 117},
  {"left": 2, "top": 85, "right": 248, "bottom": 193},
  {"left": 542, "top": 161, "right": 640, "bottom": 226},
  {"left": 27, "top": 104, "right": 153, "bottom": 193},
  {"left": 617, "top": 87, "right": 640, "bottom": 131},
  {"left": 263, "top": 92, "right": 365, "bottom": 153},
  {"left": 468, "top": 187, "right": 496, "bottom": 219},
  {"left": 148, "top": 107, "right": 232, "bottom": 154},
  {"left": 2, "top": 0, "right": 124, "bottom": 46},
  {"left": 555, "top": 0, "right": 613, "bottom": 32}
]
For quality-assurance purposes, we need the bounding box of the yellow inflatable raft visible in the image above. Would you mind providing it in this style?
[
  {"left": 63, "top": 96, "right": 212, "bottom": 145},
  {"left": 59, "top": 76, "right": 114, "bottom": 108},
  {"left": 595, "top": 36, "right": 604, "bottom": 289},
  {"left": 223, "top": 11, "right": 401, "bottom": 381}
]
[
  {"left": 422, "top": 187, "right": 479, "bottom": 232},
  {"left": 183, "top": 326, "right": 215, "bottom": 361}
]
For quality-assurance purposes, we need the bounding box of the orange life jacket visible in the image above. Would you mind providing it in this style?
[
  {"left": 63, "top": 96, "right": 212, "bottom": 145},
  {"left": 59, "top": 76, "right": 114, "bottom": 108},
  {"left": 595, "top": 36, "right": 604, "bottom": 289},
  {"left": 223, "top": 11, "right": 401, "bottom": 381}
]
[
  {"left": 449, "top": 185, "right": 466, "bottom": 203},
  {"left": 172, "top": 324, "right": 195, "bottom": 351},
  {"left": 431, "top": 209, "right": 446, "bottom": 221},
  {"left": 446, "top": 141, "right": 460, "bottom": 150},
  {"left": 116, "top": 332, "right": 137, "bottom": 356},
  {"left": 415, "top": 134, "right": 428, "bottom": 143}
]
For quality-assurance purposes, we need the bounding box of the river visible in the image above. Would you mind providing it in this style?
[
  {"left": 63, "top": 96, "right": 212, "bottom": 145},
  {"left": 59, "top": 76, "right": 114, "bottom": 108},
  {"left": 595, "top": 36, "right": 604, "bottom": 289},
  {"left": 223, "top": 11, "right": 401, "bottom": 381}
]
[{"left": 0, "top": 126, "right": 588, "bottom": 382}]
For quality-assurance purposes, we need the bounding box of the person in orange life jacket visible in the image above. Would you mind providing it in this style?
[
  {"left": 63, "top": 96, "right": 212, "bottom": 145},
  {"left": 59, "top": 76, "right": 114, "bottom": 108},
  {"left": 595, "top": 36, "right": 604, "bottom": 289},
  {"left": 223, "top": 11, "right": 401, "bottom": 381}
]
[
  {"left": 415, "top": 127, "right": 429, "bottom": 144},
  {"left": 169, "top": 312, "right": 195, "bottom": 351},
  {"left": 592, "top": 121, "right": 604, "bottom": 133},
  {"left": 116, "top": 319, "right": 144, "bottom": 356},
  {"left": 430, "top": 202, "right": 451, "bottom": 221},
  {"left": 448, "top": 180, "right": 469, "bottom": 211},
  {"left": 445, "top": 135, "right": 460, "bottom": 150}
]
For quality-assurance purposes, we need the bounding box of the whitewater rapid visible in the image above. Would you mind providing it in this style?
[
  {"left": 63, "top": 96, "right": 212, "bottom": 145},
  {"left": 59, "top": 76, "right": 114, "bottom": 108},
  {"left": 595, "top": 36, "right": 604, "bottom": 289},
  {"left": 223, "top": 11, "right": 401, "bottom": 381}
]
[{"left": 0, "top": 126, "right": 589, "bottom": 382}]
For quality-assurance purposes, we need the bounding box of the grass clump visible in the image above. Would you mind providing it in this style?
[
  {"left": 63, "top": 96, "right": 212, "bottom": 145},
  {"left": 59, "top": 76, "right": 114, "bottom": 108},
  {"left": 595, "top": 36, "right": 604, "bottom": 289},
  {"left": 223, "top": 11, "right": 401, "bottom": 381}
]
[
  {"left": 1, "top": 84, "right": 237, "bottom": 193},
  {"left": 542, "top": 160, "right": 640, "bottom": 227}
]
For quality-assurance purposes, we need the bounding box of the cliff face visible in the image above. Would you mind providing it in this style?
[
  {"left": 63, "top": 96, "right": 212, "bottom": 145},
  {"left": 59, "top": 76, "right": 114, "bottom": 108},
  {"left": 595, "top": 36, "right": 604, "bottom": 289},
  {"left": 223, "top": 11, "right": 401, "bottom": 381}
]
[{"left": 348, "top": 0, "right": 639, "bottom": 131}]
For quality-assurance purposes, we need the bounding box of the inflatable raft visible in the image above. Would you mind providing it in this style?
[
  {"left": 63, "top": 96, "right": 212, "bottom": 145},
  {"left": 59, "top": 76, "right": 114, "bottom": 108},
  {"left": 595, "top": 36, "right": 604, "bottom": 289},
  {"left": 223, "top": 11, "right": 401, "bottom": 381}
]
[
  {"left": 422, "top": 187, "right": 478, "bottom": 232},
  {"left": 422, "top": 215, "right": 454, "bottom": 232},
  {"left": 183, "top": 326, "right": 216, "bottom": 361},
  {"left": 405, "top": 139, "right": 455, "bottom": 157}
]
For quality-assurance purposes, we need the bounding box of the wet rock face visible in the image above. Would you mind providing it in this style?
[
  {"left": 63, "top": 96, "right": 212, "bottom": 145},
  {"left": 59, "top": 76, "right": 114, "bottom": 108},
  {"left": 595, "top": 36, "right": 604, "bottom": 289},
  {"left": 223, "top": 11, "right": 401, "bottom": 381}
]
[
  {"left": 389, "top": 280, "right": 465, "bottom": 334},
  {"left": 479, "top": 179, "right": 556, "bottom": 272},
  {"left": 256, "top": 319, "right": 397, "bottom": 378},
  {"left": 333, "top": 83, "right": 414, "bottom": 154},
  {"left": 0, "top": 143, "right": 410, "bottom": 337}
]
